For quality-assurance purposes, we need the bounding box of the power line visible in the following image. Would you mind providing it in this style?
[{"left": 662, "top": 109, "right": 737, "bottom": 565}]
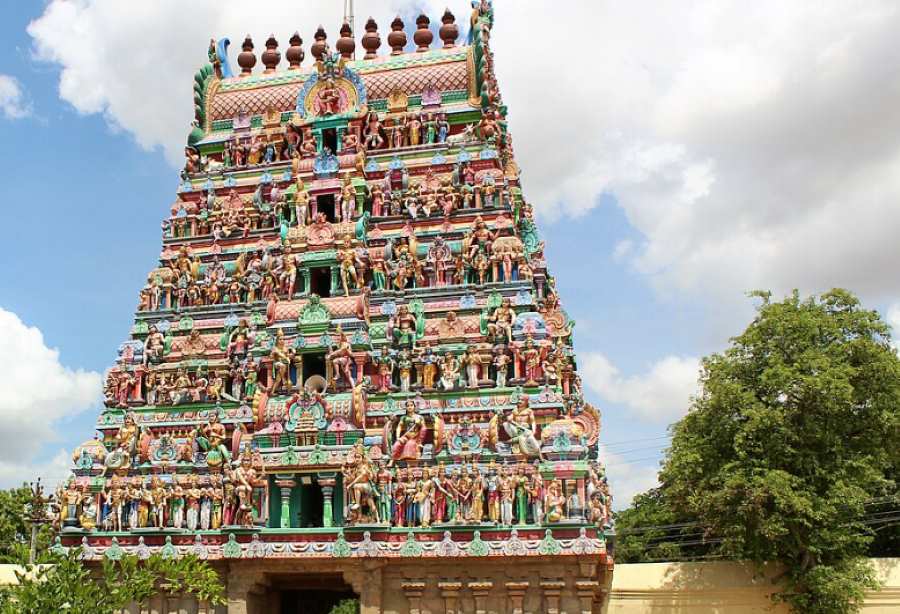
[{"left": 599, "top": 434, "right": 672, "bottom": 449}]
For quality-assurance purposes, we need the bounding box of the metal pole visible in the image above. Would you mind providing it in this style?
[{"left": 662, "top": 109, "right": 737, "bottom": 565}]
[
  {"left": 29, "top": 523, "right": 37, "bottom": 565},
  {"left": 344, "top": 0, "right": 356, "bottom": 59}
]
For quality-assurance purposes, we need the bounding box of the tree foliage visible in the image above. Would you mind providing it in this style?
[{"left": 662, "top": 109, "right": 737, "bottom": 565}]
[
  {"left": 613, "top": 487, "right": 714, "bottom": 563},
  {"left": 620, "top": 290, "right": 900, "bottom": 613},
  {"left": 328, "top": 598, "right": 360, "bottom": 614},
  {"left": 0, "top": 550, "right": 226, "bottom": 614}
]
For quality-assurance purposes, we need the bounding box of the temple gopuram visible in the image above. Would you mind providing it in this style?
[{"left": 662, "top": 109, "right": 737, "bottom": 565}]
[{"left": 57, "top": 3, "right": 613, "bottom": 612}]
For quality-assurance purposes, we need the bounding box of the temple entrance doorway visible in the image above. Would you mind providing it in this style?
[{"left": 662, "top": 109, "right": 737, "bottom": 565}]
[
  {"left": 278, "top": 574, "right": 358, "bottom": 614},
  {"left": 299, "top": 479, "right": 324, "bottom": 528}
]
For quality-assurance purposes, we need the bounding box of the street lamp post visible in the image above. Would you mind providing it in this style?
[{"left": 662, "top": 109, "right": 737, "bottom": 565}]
[{"left": 25, "top": 478, "right": 52, "bottom": 565}]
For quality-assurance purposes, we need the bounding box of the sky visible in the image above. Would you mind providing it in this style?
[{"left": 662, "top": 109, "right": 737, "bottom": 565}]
[{"left": 2, "top": 0, "right": 900, "bottom": 509}]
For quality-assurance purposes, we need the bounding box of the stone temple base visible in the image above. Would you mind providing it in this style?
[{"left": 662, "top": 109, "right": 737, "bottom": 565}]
[{"left": 221, "top": 555, "right": 611, "bottom": 614}]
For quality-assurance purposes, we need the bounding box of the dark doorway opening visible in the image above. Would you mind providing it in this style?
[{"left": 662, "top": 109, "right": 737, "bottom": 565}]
[
  {"left": 322, "top": 128, "right": 338, "bottom": 153},
  {"left": 310, "top": 266, "right": 332, "bottom": 297},
  {"left": 302, "top": 351, "right": 327, "bottom": 388},
  {"left": 279, "top": 574, "right": 358, "bottom": 614},
  {"left": 317, "top": 193, "right": 337, "bottom": 223},
  {"left": 300, "top": 481, "right": 324, "bottom": 528}
]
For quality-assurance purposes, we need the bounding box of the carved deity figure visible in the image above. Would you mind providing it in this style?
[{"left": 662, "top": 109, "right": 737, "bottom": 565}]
[
  {"left": 327, "top": 326, "right": 355, "bottom": 391},
  {"left": 504, "top": 396, "right": 542, "bottom": 458},
  {"left": 462, "top": 347, "right": 481, "bottom": 389},
  {"left": 493, "top": 347, "right": 511, "bottom": 388},
  {"left": 545, "top": 479, "right": 566, "bottom": 523},
  {"left": 426, "top": 235, "right": 452, "bottom": 287},
  {"left": 269, "top": 329, "right": 295, "bottom": 393},
  {"left": 487, "top": 297, "right": 515, "bottom": 343},
  {"left": 294, "top": 178, "right": 310, "bottom": 227},
  {"left": 344, "top": 448, "right": 380, "bottom": 524},
  {"left": 338, "top": 238, "right": 361, "bottom": 296},
  {"left": 390, "top": 400, "right": 426, "bottom": 462},
  {"left": 230, "top": 451, "right": 260, "bottom": 527},
  {"left": 439, "top": 352, "right": 461, "bottom": 391},
  {"left": 316, "top": 78, "right": 342, "bottom": 116}
]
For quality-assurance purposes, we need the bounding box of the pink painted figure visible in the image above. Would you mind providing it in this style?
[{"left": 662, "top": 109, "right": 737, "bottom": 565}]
[{"left": 391, "top": 400, "right": 427, "bottom": 462}]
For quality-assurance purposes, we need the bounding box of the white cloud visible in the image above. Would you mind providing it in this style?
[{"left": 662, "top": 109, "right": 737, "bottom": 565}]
[
  {"left": 0, "top": 308, "right": 101, "bottom": 488},
  {"left": 0, "top": 450, "right": 73, "bottom": 491},
  {"left": 599, "top": 444, "right": 661, "bottom": 511},
  {"left": 0, "top": 74, "right": 30, "bottom": 119},
  {"left": 28, "top": 1, "right": 900, "bottom": 315},
  {"left": 26, "top": 0, "right": 443, "bottom": 165},
  {"left": 612, "top": 239, "right": 633, "bottom": 263},
  {"left": 581, "top": 352, "right": 699, "bottom": 424}
]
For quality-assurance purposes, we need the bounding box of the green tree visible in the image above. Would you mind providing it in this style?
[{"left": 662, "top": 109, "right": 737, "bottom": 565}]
[
  {"left": 654, "top": 289, "right": 900, "bottom": 613},
  {"left": 613, "top": 487, "right": 713, "bottom": 563},
  {"left": 0, "top": 550, "right": 226, "bottom": 614},
  {"left": 0, "top": 485, "right": 54, "bottom": 564},
  {"left": 328, "top": 598, "right": 360, "bottom": 614}
]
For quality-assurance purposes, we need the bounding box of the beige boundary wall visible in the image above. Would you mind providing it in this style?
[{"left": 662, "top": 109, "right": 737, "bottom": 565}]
[
  {"left": 606, "top": 558, "right": 900, "bottom": 613},
  {"left": 1, "top": 558, "right": 897, "bottom": 612}
]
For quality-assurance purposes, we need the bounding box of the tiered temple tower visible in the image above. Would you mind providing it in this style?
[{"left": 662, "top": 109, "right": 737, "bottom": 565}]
[{"left": 59, "top": 3, "right": 613, "bottom": 612}]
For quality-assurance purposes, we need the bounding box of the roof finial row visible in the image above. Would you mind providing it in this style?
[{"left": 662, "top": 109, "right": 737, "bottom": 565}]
[{"left": 228, "top": 11, "right": 459, "bottom": 78}]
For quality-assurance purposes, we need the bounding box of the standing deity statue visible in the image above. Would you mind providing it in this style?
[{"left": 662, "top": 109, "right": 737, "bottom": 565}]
[
  {"left": 340, "top": 175, "right": 356, "bottom": 223},
  {"left": 230, "top": 450, "right": 260, "bottom": 527},
  {"left": 294, "top": 178, "right": 310, "bottom": 227},
  {"left": 269, "top": 329, "right": 295, "bottom": 393},
  {"left": 462, "top": 347, "right": 481, "bottom": 389},
  {"left": 493, "top": 347, "right": 511, "bottom": 388},
  {"left": 498, "top": 466, "right": 514, "bottom": 526},
  {"left": 420, "top": 343, "right": 438, "bottom": 390},
  {"left": 338, "top": 238, "right": 361, "bottom": 296},
  {"left": 326, "top": 326, "right": 355, "bottom": 391},
  {"left": 529, "top": 470, "right": 544, "bottom": 524},
  {"left": 426, "top": 236, "right": 452, "bottom": 287},
  {"left": 397, "top": 349, "right": 413, "bottom": 393},
  {"left": 344, "top": 450, "right": 380, "bottom": 524}
]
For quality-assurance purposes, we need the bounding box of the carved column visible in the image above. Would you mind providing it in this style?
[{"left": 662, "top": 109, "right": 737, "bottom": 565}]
[
  {"left": 576, "top": 580, "right": 600, "bottom": 614},
  {"left": 330, "top": 266, "right": 340, "bottom": 295},
  {"left": 227, "top": 584, "right": 249, "bottom": 614},
  {"left": 540, "top": 579, "right": 566, "bottom": 614},
  {"left": 438, "top": 581, "right": 462, "bottom": 614},
  {"left": 401, "top": 580, "right": 426, "bottom": 614},
  {"left": 226, "top": 569, "right": 267, "bottom": 614},
  {"left": 301, "top": 269, "right": 311, "bottom": 294},
  {"left": 468, "top": 580, "right": 493, "bottom": 614},
  {"left": 354, "top": 356, "right": 367, "bottom": 392},
  {"left": 576, "top": 477, "right": 586, "bottom": 519},
  {"left": 414, "top": 361, "right": 425, "bottom": 389},
  {"left": 505, "top": 581, "right": 529, "bottom": 614},
  {"left": 346, "top": 562, "right": 384, "bottom": 614},
  {"left": 354, "top": 186, "right": 365, "bottom": 217},
  {"left": 313, "top": 129, "right": 324, "bottom": 153},
  {"left": 274, "top": 476, "right": 295, "bottom": 528},
  {"left": 336, "top": 127, "right": 346, "bottom": 153},
  {"left": 513, "top": 347, "right": 524, "bottom": 381},
  {"left": 319, "top": 475, "right": 336, "bottom": 527}
]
